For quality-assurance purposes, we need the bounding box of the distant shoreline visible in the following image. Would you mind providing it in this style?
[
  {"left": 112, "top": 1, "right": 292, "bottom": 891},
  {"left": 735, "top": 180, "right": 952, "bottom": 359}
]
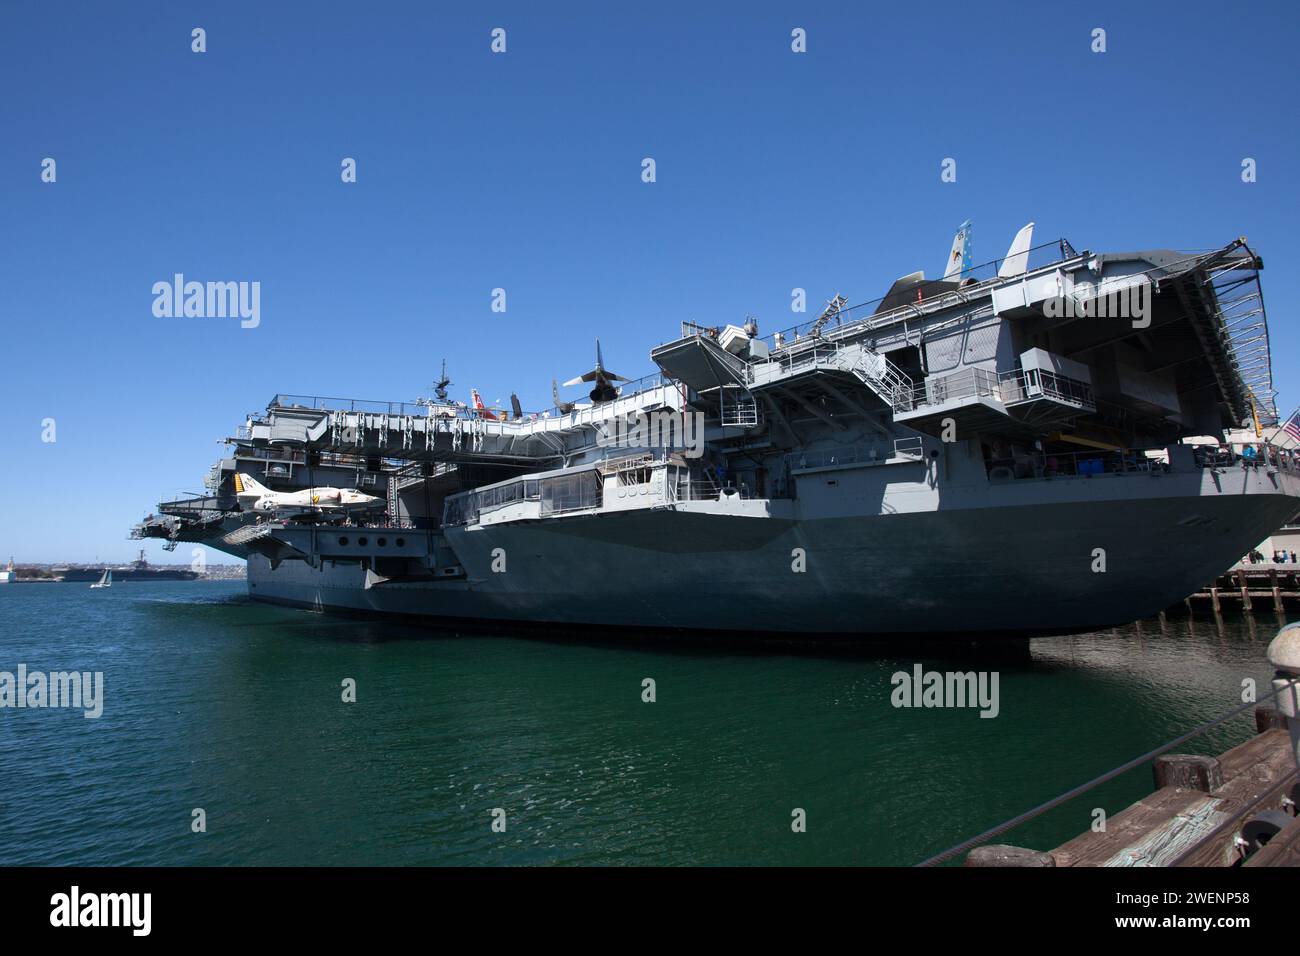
[
  {"left": 5, "top": 577, "right": 242, "bottom": 583},
  {"left": 3, "top": 565, "right": 246, "bottom": 584}
]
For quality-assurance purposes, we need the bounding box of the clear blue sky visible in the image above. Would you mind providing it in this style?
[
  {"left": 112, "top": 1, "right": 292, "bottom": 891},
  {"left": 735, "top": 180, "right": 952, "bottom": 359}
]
[{"left": 2, "top": 1, "right": 1297, "bottom": 562}]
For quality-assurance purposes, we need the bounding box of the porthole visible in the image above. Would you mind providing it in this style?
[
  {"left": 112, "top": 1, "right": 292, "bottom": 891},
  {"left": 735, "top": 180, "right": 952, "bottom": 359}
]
[
  {"left": 338, "top": 536, "right": 349, "bottom": 546},
  {"left": 377, "top": 537, "right": 387, "bottom": 547},
  {"left": 396, "top": 538, "right": 406, "bottom": 547},
  {"left": 358, "top": 536, "right": 369, "bottom": 547}
]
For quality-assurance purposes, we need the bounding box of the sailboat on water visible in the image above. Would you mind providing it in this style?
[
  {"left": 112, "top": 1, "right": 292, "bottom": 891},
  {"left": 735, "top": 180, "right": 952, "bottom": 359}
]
[{"left": 90, "top": 569, "right": 112, "bottom": 589}]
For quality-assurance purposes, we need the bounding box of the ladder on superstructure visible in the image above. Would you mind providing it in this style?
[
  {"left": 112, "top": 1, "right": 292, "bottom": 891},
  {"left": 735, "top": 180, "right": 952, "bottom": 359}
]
[
  {"left": 386, "top": 474, "right": 399, "bottom": 524},
  {"left": 809, "top": 294, "right": 848, "bottom": 337},
  {"left": 825, "top": 345, "right": 916, "bottom": 412}
]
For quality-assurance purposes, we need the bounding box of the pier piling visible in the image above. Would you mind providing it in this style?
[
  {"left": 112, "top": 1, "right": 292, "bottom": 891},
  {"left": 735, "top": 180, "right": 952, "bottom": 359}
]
[
  {"left": 1255, "top": 704, "right": 1289, "bottom": 733},
  {"left": 1189, "top": 566, "right": 1300, "bottom": 612},
  {"left": 1152, "top": 754, "right": 1223, "bottom": 792}
]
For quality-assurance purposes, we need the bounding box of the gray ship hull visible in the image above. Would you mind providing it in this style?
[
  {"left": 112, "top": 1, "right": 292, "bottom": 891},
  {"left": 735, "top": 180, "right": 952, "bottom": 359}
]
[{"left": 245, "top": 479, "right": 1298, "bottom": 636}]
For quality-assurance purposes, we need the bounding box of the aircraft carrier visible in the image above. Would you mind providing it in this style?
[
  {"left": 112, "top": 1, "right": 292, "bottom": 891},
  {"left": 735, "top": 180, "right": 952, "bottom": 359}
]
[
  {"left": 59, "top": 549, "right": 200, "bottom": 582},
  {"left": 133, "top": 226, "right": 1300, "bottom": 637}
]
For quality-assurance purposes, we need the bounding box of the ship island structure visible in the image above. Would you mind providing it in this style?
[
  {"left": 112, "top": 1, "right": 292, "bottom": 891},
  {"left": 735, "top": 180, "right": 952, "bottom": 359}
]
[{"left": 133, "top": 229, "right": 1300, "bottom": 637}]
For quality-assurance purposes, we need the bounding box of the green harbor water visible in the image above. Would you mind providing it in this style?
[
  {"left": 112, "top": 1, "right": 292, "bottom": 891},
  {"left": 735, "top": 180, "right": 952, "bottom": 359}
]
[{"left": 0, "top": 581, "right": 1287, "bottom": 865}]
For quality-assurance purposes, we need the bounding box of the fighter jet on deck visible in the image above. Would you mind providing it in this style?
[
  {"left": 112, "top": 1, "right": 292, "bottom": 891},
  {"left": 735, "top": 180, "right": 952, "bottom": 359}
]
[
  {"left": 233, "top": 473, "right": 384, "bottom": 517},
  {"left": 561, "top": 340, "right": 631, "bottom": 404}
]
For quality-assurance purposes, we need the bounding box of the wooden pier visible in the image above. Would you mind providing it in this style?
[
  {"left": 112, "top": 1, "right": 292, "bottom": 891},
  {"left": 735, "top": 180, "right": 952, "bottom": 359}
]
[
  {"left": 929, "top": 625, "right": 1300, "bottom": 869},
  {"left": 966, "top": 706, "right": 1299, "bottom": 867},
  {"left": 1183, "top": 566, "right": 1300, "bottom": 614}
]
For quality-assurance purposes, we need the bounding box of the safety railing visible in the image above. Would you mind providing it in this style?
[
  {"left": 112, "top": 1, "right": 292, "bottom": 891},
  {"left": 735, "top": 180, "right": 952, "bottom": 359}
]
[
  {"left": 999, "top": 368, "right": 1095, "bottom": 409},
  {"left": 985, "top": 440, "right": 1300, "bottom": 483},
  {"left": 987, "top": 447, "right": 1170, "bottom": 481},
  {"left": 900, "top": 366, "right": 999, "bottom": 411},
  {"left": 720, "top": 399, "right": 760, "bottom": 427},
  {"left": 765, "top": 344, "right": 841, "bottom": 379},
  {"left": 680, "top": 471, "right": 723, "bottom": 501},
  {"left": 894, "top": 436, "right": 925, "bottom": 459},
  {"left": 270, "top": 394, "right": 439, "bottom": 417},
  {"left": 270, "top": 371, "right": 678, "bottom": 426},
  {"left": 1197, "top": 442, "right": 1300, "bottom": 475},
  {"left": 898, "top": 365, "right": 1095, "bottom": 415}
]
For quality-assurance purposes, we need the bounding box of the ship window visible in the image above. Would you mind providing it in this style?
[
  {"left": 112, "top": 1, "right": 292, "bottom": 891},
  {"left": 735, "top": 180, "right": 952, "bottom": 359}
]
[
  {"left": 338, "top": 536, "right": 349, "bottom": 546},
  {"left": 479, "top": 480, "right": 527, "bottom": 512},
  {"left": 443, "top": 475, "right": 549, "bottom": 526},
  {"left": 539, "top": 471, "right": 601, "bottom": 515},
  {"left": 443, "top": 494, "right": 479, "bottom": 527},
  {"left": 396, "top": 537, "right": 406, "bottom": 547},
  {"left": 358, "top": 537, "right": 369, "bottom": 547},
  {"left": 377, "top": 537, "right": 387, "bottom": 547}
]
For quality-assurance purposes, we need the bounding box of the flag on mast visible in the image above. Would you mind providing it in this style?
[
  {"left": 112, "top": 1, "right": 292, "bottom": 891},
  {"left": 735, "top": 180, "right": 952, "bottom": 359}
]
[{"left": 1274, "top": 407, "right": 1300, "bottom": 447}]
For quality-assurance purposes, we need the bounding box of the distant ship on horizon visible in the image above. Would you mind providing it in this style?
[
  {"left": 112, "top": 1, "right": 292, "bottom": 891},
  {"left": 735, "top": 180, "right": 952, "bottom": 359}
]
[{"left": 58, "top": 549, "right": 199, "bottom": 583}]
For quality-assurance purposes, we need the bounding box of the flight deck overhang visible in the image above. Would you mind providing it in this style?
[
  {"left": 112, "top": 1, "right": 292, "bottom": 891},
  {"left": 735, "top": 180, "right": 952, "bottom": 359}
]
[
  {"left": 987, "top": 241, "right": 1273, "bottom": 430},
  {"left": 244, "top": 380, "right": 689, "bottom": 466}
]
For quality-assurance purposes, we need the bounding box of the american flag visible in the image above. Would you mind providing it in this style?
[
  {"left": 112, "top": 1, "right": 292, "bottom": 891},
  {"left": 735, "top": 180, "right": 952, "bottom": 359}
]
[{"left": 1280, "top": 408, "right": 1300, "bottom": 444}]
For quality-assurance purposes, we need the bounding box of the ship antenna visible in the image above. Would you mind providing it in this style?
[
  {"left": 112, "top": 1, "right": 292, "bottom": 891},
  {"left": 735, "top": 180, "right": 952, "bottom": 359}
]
[{"left": 434, "top": 360, "right": 451, "bottom": 403}]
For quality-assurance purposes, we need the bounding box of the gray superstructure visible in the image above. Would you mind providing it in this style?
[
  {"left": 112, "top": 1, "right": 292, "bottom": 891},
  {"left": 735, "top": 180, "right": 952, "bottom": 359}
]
[{"left": 134, "top": 230, "right": 1300, "bottom": 637}]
